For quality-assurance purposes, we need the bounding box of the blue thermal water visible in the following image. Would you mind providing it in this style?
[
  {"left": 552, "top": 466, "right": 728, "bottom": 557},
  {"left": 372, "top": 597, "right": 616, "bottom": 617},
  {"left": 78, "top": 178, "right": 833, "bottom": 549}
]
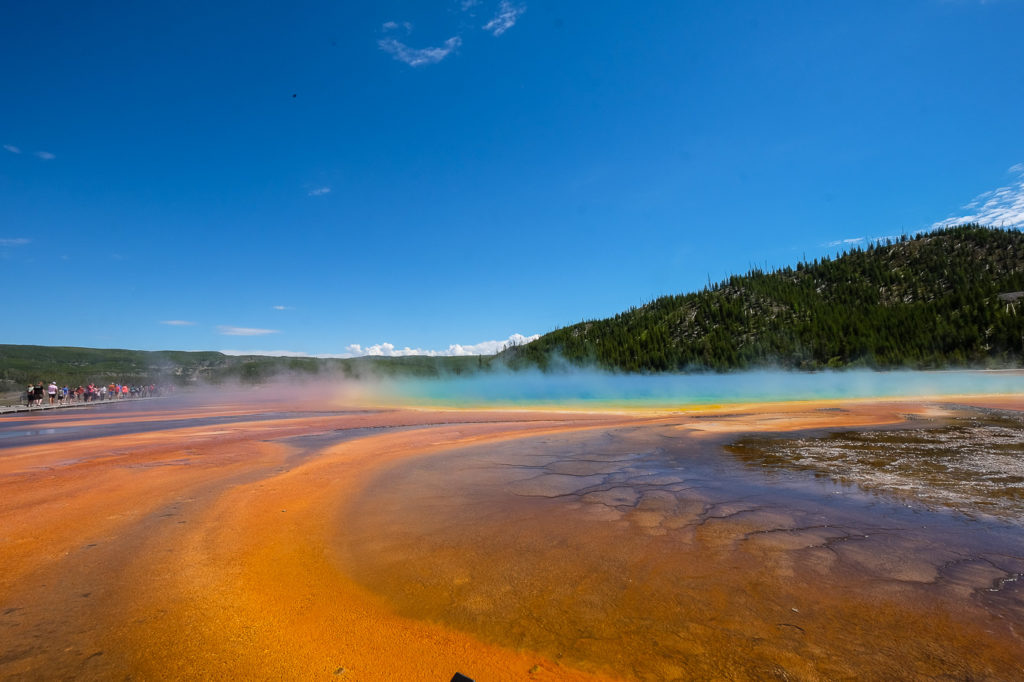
[{"left": 365, "top": 369, "right": 1024, "bottom": 408}]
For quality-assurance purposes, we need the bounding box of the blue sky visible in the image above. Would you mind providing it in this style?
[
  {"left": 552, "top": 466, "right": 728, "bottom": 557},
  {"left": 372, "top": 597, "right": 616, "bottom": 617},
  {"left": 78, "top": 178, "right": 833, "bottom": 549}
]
[{"left": 3, "top": 0, "right": 1023, "bottom": 357}]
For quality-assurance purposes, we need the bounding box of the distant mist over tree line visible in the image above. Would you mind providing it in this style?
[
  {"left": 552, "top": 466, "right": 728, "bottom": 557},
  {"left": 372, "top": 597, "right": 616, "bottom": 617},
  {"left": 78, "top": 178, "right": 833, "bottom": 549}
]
[
  {"left": 3, "top": 224, "right": 1022, "bottom": 395},
  {"left": 0, "top": 347, "right": 490, "bottom": 395}
]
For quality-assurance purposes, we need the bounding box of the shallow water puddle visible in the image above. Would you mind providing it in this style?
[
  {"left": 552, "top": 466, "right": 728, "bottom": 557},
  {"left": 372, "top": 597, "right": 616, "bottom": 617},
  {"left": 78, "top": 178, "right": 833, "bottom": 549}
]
[{"left": 340, "top": 422, "right": 1024, "bottom": 680}]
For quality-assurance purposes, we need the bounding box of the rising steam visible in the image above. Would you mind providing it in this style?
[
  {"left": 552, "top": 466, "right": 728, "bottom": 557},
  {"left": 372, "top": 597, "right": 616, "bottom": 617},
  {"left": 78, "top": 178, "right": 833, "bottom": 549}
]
[{"left": 326, "top": 368, "right": 1024, "bottom": 410}]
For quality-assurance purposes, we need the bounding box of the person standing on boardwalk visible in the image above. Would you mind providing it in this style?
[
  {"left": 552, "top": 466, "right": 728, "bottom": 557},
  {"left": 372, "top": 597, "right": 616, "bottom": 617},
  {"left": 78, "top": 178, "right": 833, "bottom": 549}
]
[{"left": 47, "top": 382, "right": 58, "bottom": 405}]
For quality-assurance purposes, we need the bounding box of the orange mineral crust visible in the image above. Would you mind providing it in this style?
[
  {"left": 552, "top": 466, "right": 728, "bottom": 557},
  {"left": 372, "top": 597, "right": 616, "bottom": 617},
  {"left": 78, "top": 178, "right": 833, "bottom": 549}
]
[{"left": 2, "top": 398, "right": 1023, "bottom": 680}]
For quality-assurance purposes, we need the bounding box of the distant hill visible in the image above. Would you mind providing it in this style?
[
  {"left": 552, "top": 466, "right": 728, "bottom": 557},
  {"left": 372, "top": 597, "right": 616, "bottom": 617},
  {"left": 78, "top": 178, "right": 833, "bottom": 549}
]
[
  {"left": 0, "top": 344, "right": 490, "bottom": 400},
  {"left": 504, "top": 225, "right": 1024, "bottom": 371}
]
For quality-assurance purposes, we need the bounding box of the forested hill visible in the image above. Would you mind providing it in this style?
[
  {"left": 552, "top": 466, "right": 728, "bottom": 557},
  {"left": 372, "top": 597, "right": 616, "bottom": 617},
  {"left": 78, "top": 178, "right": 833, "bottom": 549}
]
[{"left": 506, "top": 225, "right": 1024, "bottom": 372}]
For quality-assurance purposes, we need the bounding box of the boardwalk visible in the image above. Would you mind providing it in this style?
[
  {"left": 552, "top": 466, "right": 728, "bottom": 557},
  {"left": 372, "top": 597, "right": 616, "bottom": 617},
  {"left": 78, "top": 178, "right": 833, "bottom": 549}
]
[{"left": 0, "top": 396, "right": 162, "bottom": 416}]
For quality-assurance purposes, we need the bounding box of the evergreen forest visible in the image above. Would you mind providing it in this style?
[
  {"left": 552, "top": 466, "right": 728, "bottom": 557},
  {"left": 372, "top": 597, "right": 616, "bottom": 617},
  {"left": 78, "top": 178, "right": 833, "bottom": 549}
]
[{"left": 503, "top": 225, "right": 1024, "bottom": 372}]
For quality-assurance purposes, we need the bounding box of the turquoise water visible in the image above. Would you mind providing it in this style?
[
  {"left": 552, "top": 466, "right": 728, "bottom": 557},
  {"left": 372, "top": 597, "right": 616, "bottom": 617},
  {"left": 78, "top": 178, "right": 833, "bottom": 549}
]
[{"left": 363, "top": 369, "right": 1024, "bottom": 408}]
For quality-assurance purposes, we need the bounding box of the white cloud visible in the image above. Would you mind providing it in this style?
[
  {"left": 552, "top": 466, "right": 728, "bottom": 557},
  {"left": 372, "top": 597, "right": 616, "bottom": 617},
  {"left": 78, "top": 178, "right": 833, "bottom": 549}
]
[
  {"left": 382, "top": 20, "right": 413, "bottom": 33},
  {"left": 823, "top": 233, "right": 919, "bottom": 249},
  {"left": 0, "top": 237, "right": 30, "bottom": 246},
  {"left": 483, "top": 1, "right": 525, "bottom": 36},
  {"left": 379, "top": 35, "right": 462, "bottom": 67},
  {"left": 35, "top": 151, "right": 55, "bottom": 160},
  {"left": 3, "top": 144, "right": 21, "bottom": 154},
  {"left": 308, "top": 186, "right": 331, "bottom": 196},
  {"left": 346, "top": 342, "right": 417, "bottom": 357},
  {"left": 160, "top": 320, "right": 196, "bottom": 326},
  {"left": 272, "top": 305, "right": 292, "bottom": 311},
  {"left": 824, "top": 237, "right": 865, "bottom": 247},
  {"left": 342, "top": 332, "right": 540, "bottom": 358},
  {"left": 379, "top": 3, "right": 522, "bottom": 67},
  {"left": 217, "top": 333, "right": 539, "bottom": 359},
  {"left": 217, "top": 325, "right": 280, "bottom": 336},
  {"left": 931, "top": 164, "right": 1024, "bottom": 229},
  {"left": 446, "top": 333, "right": 541, "bottom": 356}
]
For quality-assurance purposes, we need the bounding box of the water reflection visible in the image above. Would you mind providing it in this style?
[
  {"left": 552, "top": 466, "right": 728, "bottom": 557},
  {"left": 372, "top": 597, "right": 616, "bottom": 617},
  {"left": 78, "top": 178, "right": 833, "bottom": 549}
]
[{"left": 340, "top": 423, "right": 1024, "bottom": 679}]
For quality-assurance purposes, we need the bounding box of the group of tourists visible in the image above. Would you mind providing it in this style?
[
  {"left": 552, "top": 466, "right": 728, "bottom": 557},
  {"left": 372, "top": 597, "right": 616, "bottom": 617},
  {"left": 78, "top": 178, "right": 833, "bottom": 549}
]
[{"left": 25, "top": 381, "right": 163, "bottom": 406}]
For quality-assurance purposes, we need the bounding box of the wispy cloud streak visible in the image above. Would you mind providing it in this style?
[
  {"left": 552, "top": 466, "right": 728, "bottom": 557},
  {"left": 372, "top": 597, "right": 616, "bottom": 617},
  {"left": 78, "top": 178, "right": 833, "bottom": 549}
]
[
  {"left": 35, "top": 151, "right": 55, "bottom": 160},
  {"left": 3, "top": 144, "right": 21, "bottom": 154},
  {"left": 0, "top": 238, "right": 30, "bottom": 246},
  {"left": 217, "top": 325, "right": 280, "bottom": 336},
  {"left": 380, "top": 3, "right": 524, "bottom": 67},
  {"left": 483, "top": 1, "right": 525, "bottom": 36},
  {"left": 378, "top": 22, "right": 462, "bottom": 67},
  {"left": 932, "top": 164, "right": 1024, "bottom": 229},
  {"left": 824, "top": 237, "right": 865, "bottom": 247},
  {"left": 308, "top": 187, "right": 331, "bottom": 196},
  {"left": 822, "top": 234, "right": 903, "bottom": 248},
  {"left": 160, "top": 320, "right": 196, "bottom": 326},
  {"left": 221, "top": 349, "right": 311, "bottom": 357}
]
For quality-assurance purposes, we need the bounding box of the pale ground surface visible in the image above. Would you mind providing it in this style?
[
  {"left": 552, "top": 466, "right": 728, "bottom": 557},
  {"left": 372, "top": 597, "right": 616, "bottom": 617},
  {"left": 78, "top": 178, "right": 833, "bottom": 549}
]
[{"left": 1, "top": 395, "right": 1022, "bottom": 680}]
